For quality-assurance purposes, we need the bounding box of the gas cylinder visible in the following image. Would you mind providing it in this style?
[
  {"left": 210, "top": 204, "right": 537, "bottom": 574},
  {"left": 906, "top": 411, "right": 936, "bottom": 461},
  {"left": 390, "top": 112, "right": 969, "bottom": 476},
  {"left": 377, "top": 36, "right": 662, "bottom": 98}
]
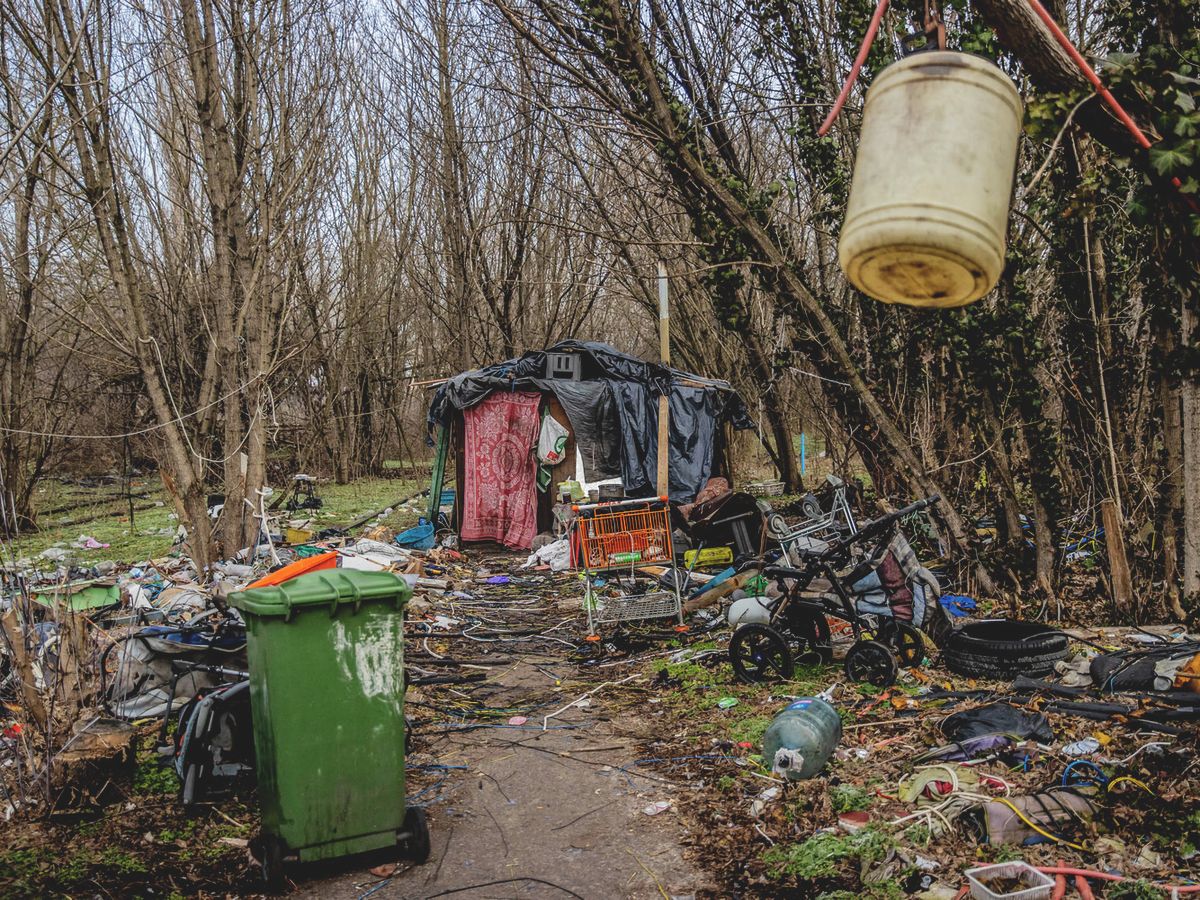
[
  {"left": 761, "top": 697, "right": 842, "bottom": 780},
  {"left": 838, "top": 51, "right": 1022, "bottom": 308}
]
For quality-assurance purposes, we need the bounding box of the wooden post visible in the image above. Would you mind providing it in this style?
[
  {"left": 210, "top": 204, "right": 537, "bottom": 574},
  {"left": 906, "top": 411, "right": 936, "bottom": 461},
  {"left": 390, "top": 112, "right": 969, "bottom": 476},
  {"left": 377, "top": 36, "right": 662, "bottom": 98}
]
[
  {"left": 656, "top": 262, "right": 670, "bottom": 498},
  {"left": 1100, "top": 498, "right": 1134, "bottom": 614}
]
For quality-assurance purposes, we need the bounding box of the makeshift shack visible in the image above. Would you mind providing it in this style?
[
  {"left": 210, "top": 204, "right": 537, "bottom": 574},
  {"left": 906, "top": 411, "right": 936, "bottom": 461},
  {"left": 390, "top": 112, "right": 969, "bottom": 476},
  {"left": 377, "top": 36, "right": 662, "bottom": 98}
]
[{"left": 426, "top": 341, "right": 753, "bottom": 549}]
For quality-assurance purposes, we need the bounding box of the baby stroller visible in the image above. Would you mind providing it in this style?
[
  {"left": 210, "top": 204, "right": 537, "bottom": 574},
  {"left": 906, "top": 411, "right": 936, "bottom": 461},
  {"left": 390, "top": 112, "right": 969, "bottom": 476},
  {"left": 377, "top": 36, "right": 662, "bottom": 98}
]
[{"left": 727, "top": 495, "right": 942, "bottom": 688}]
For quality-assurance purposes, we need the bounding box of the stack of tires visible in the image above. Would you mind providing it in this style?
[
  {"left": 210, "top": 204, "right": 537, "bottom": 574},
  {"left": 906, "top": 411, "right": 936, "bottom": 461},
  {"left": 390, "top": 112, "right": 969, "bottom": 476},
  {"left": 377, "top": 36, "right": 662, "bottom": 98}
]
[{"left": 942, "top": 620, "right": 1069, "bottom": 679}]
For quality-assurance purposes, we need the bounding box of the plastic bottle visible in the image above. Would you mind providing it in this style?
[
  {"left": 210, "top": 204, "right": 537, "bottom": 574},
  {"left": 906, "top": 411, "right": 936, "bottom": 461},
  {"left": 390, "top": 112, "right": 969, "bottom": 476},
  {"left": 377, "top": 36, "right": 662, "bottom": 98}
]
[{"left": 761, "top": 697, "right": 842, "bottom": 781}]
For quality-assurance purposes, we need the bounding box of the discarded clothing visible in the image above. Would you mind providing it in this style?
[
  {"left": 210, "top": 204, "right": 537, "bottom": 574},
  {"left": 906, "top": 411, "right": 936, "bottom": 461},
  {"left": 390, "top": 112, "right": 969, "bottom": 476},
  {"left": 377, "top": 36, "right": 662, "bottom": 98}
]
[
  {"left": 978, "top": 786, "right": 1099, "bottom": 846},
  {"left": 941, "top": 702, "right": 1055, "bottom": 745},
  {"left": 1090, "top": 642, "right": 1200, "bottom": 693},
  {"left": 460, "top": 391, "right": 541, "bottom": 549}
]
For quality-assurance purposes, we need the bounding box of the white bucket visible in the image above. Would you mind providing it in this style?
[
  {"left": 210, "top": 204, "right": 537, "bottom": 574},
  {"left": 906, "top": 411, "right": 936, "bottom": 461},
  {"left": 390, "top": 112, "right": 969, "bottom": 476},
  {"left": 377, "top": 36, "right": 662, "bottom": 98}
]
[{"left": 838, "top": 51, "right": 1022, "bottom": 308}]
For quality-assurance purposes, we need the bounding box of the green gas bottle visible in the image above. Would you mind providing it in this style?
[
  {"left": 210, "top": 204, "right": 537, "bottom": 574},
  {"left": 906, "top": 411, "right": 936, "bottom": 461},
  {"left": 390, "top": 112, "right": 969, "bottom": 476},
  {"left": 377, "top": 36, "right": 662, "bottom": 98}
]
[{"left": 761, "top": 697, "right": 842, "bottom": 781}]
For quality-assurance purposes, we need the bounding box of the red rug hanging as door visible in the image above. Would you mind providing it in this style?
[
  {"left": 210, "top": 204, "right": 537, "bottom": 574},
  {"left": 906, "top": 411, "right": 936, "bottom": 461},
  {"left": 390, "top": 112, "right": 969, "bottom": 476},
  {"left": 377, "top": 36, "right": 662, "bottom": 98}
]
[{"left": 460, "top": 391, "right": 541, "bottom": 549}]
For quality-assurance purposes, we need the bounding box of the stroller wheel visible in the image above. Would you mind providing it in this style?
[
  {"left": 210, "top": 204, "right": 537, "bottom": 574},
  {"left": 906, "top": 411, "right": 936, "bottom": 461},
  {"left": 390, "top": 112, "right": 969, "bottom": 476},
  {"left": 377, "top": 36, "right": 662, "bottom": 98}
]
[
  {"left": 876, "top": 620, "right": 924, "bottom": 668},
  {"left": 729, "top": 624, "right": 794, "bottom": 684},
  {"left": 891, "top": 623, "right": 924, "bottom": 667},
  {"left": 844, "top": 640, "right": 898, "bottom": 688},
  {"left": 786, "top": 609, "right": 833, "bottom": 664}
]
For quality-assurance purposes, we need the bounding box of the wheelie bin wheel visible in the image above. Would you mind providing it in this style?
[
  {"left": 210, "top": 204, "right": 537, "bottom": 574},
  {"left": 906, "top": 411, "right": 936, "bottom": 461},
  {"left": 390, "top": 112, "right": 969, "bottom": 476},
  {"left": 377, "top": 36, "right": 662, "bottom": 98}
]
[
  {"left": 844, "top": 640, "right": 898, "bottom": 688},
  {"left": 256, "top": 833, "right": 287, "bottom": 892},
  {"left": 729, "top": 623, "right": 794, "bottom": 683},
  {"left": 400, "top": 806, "right": 431, "bottom": 863}
]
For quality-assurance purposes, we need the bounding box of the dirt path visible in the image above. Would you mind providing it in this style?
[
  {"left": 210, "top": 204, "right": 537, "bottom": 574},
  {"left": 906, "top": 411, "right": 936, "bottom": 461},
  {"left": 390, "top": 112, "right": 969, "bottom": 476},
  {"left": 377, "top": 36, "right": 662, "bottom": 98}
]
[{"left": 301, "top": 655, "right": 711, "bottom": 900}]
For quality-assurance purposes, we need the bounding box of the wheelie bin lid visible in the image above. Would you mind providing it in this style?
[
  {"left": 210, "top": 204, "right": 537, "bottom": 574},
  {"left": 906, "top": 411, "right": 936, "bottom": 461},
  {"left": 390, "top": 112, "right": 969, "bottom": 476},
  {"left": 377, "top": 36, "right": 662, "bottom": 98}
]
[{"left": 232, "top": 569, "right": 411, "bottom": 619}]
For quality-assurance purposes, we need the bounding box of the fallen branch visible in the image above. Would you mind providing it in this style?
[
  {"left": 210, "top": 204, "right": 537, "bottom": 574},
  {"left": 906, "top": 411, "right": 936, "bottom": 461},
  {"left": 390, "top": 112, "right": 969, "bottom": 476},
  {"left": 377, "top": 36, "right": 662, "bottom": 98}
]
[{"left": 542, "top": 673, "right": 642, "bottom": 731}]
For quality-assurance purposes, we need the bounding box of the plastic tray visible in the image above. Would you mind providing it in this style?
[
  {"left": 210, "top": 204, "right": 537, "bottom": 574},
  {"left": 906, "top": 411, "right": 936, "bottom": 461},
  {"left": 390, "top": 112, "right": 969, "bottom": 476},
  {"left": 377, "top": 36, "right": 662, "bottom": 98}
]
[{"left": 965, "top": 862, "right": 1054, "bottom": 900}]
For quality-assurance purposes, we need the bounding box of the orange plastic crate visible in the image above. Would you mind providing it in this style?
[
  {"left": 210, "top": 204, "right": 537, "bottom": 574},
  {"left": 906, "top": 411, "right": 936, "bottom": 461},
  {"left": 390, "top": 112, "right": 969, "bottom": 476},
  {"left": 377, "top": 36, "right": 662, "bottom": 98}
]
[{"left": 574, "top": 501, "right": 673, "bottom": 572}]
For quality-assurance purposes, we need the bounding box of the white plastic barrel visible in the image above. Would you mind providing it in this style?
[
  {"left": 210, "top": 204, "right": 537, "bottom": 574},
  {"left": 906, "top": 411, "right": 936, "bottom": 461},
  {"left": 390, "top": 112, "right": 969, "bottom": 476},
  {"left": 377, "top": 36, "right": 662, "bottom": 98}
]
[{"left": 838, "top": 51, "right": 1022, "bottom": 308}]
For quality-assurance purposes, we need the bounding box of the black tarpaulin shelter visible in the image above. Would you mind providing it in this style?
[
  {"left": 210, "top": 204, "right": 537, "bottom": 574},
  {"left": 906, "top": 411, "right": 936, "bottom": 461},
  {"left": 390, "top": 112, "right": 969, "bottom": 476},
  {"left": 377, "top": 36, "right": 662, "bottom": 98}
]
[{"left": 427, "top": 341, "right": 753, "bottom": 513}]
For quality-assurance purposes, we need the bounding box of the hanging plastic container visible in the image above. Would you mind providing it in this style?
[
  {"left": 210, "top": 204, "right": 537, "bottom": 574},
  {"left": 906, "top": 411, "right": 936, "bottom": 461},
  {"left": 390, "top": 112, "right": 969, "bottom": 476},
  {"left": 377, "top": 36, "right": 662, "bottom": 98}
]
[{"left": 838, "top": 51, "right": 1022, "bottom": 308}]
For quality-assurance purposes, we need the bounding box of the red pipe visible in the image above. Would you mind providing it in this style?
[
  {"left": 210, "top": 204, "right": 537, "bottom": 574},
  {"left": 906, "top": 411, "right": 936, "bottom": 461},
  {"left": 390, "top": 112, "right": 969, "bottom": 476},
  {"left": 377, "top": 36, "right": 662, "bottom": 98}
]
[
  {"left": 1050, "top": 858, "right": 1067, "bottom": 900},
  {"left": 1023, "top": 0, "right": 1197, "bottom": 211},
  {"left": 1074, "top": 874, "right": 1096, "bottom": 900},
  {"left": 817, "top": 0, "right": 891, "bottom": 136},
  {"left": 1037, "top": 866, "right": 1200, "bottom": 891},
  {"left": 1022, "top": 0, "right": 1151, "bottom": 149}
]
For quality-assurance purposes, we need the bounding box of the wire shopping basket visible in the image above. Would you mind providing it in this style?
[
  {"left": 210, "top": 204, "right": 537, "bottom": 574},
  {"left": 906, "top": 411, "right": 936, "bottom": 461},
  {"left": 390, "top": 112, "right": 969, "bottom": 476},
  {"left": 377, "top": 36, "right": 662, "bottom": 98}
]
[{"left": 571, "top": 497, "right": 684, "bottom": 637}]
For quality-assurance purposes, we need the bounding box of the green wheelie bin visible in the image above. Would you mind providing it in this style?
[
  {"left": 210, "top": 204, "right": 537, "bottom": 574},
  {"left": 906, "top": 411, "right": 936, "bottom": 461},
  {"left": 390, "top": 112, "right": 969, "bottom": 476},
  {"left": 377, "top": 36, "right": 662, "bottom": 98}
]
[{"left": 232, "top": 569, "right": 429, "bottom": 885}]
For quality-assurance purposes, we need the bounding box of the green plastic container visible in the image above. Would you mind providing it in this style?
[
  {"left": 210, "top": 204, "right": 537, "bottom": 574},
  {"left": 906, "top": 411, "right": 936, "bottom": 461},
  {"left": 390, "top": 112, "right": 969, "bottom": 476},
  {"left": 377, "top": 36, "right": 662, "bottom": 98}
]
[{"left": 232, "top": 569, "right": 428, "bottom": 882}]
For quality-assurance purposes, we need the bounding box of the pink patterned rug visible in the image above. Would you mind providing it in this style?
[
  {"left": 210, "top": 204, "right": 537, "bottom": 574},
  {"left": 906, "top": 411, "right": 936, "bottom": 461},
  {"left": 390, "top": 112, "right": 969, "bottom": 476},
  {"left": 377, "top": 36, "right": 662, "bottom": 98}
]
[{"left": 460, "top": 391, "right": 541, "bottom": 549}]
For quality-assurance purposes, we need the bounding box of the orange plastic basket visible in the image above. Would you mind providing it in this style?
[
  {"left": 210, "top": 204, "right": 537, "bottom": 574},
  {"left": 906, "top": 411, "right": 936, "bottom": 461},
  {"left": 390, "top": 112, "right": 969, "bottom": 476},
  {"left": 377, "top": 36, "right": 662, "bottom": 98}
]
[{"left": 574, "top": 500, "right": 673, "bottom": 572}]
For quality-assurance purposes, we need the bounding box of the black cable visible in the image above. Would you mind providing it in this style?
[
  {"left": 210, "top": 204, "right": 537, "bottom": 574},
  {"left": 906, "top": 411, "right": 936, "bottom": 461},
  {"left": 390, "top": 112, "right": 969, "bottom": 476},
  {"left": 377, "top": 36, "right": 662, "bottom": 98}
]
[{"left": 425, "top": 877, "right": 586, "bottom": 899}]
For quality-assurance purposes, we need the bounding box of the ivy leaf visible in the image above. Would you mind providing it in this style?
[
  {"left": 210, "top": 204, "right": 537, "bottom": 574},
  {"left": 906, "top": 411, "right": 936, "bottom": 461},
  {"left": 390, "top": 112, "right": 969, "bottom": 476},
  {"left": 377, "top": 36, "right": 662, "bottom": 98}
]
[
  {"left": 1149, "top": 146, "right": 1194, "bottom": 175},
  {"left": 1176, "top": 90, "right": 1197, "bottom": 113},
  {"left": 1103, "top": 51, "right": 1138, "bottom": 70}
]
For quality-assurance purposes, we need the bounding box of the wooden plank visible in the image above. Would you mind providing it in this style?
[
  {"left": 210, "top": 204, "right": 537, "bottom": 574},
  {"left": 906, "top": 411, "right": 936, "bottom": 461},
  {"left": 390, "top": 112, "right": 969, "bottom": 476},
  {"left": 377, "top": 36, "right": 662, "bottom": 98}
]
[{"left": 1101, "top": 498, "right": 1134, "bottom": 614}]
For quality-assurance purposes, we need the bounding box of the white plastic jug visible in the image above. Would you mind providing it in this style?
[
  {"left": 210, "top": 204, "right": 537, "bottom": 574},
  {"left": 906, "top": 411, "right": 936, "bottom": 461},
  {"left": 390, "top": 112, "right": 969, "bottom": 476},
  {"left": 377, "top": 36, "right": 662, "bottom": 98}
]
[{"left": 838, "top": 51, "right": 1022, "bottom": 308}]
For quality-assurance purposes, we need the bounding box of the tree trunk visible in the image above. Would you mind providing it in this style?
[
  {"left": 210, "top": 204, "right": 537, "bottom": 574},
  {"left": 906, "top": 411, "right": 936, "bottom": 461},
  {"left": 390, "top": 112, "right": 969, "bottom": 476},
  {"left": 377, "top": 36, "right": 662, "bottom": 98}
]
[
  {"left": 1182, "top": 305, "right": 1200, "bottom": 601},
  {"left": 1160, "top": 371, "right": 1186, "bottom": 617}
]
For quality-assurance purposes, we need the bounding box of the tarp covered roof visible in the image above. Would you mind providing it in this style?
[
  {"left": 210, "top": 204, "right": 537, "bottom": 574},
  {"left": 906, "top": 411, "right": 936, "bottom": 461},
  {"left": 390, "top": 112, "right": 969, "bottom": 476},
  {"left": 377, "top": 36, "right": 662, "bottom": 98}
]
[{"left": 428, "top": 340, "right": 753, "bottom": 503}]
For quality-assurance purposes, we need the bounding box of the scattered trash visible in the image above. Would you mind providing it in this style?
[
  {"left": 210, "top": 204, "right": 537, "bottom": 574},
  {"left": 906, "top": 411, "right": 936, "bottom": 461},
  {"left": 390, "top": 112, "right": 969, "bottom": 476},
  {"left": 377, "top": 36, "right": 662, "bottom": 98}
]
[
  {"left": 716, "top": 697, "right": 738, "bottom": 709},
  {"left": 749, "top": 786, "right": 781, "bottom": 818},
  {"left": 642, "top": 800, "right": 671, "bottom": 816},
  {"left": 1062, "top": 737, "right": 1101, "bottom": 756},
  {"left": 965, "top": 861, "right": 1055, "bottom": 900}
]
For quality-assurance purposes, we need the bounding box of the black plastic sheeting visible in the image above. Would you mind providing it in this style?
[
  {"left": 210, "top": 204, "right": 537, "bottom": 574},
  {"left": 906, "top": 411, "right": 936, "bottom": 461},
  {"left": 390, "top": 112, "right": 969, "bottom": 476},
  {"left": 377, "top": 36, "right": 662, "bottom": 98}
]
[{"left": 427, "top": 340, "right": 753, "bottom": 503}]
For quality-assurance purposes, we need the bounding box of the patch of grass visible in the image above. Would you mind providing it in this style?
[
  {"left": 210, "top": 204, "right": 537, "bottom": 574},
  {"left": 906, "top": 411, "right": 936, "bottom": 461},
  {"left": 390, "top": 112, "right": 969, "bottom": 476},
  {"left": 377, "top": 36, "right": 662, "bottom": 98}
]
[
  {"left": 830, "top": 784, "right": 871, "bottom": 813},
  {"left": 1108, "top": 883, "right": 1166, "bottom": 897},
  {"left": 99, "top": 848, "right": 148, "bottom": 874},
  {"left": 10, "top": 474, "right": 423, "bottom": 569},
  {"left": 816, "top": 885, "right": 904, "bottom": 900},
  {"left": 653, "top": 658, "right": 720, "bottom": 689},
  {"left": 56, "top": 850, "right": 95, "bottom": 885},
  {"left": 1107, "top": 882, "right": 1167, "bottom": 900},
  {"left": 133, "top": 757, "right": 177, "bottom": 795},
  {"left": 13, "top": 476, "right": 180, "bottom": 566},
  {"left": 762, "top": 827, "right": 894, "bottom": 879},
  {"left": 786, "top": 664, "right": 828, "bottom": 696},
  {"left": 76, "top": 819, "right": 104, "bottom": 838},
  {"left": 158, "top": 818, "right": 202, "bottom": 844},
  {"left": 729, "top": 715, "right": 772, "bottom": 747},
  {"left": 0, "top": 846, "right": 48, "bottom": 881},
  {"left": 984, "top": 844, "right": 1025, "bottom": 863},
  {"left": 902, "top": 823, "right": 932, "bottom": 845}
]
